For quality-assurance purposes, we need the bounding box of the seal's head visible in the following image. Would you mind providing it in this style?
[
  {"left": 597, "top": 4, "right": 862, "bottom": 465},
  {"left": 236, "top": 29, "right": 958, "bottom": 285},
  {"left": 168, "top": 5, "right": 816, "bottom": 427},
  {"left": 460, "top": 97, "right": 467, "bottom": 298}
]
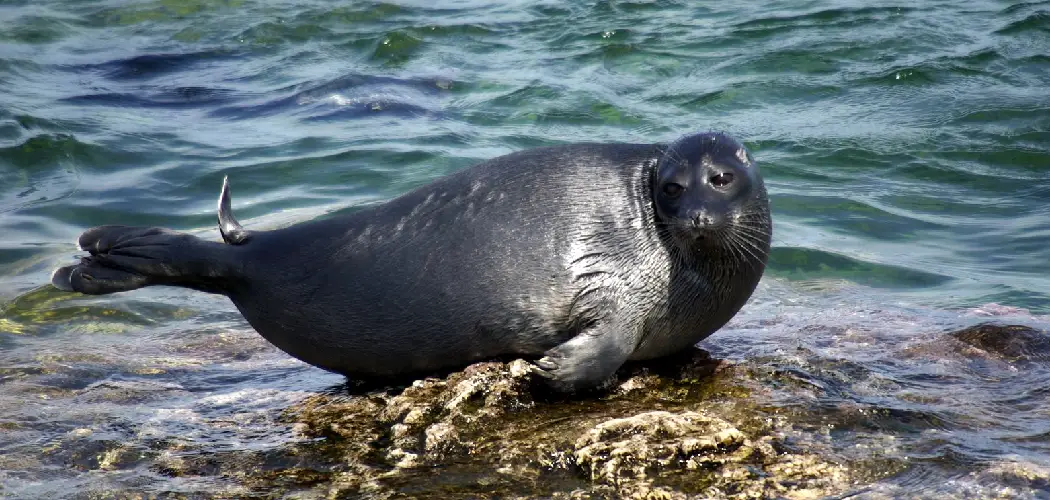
[{"left": 653, "top": 132, "right": 772, "bottom": 267}]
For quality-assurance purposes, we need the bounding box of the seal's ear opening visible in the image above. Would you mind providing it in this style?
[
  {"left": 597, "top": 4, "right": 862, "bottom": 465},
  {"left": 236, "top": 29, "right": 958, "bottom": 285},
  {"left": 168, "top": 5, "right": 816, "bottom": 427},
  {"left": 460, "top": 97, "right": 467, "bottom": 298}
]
[{"left": 218, "top": 176, "right": 252, "bottom": 245}]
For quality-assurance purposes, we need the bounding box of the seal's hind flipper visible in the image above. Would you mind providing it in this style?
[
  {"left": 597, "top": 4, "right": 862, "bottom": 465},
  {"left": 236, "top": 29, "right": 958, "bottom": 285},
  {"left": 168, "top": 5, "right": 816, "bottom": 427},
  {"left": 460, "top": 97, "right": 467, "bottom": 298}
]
[
  {"left": 218, "top": 176, "right": 251, "bottom": 245},
  {"left": 52, "top": 225, "right": 235, "bottom": 295}
]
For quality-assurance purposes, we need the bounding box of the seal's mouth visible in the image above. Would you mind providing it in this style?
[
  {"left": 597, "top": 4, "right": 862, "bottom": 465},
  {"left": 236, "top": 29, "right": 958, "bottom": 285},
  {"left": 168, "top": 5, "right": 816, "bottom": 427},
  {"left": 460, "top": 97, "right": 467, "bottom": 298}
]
[
  {"left": 661, "top": 207, "right": 771, "bottom": 265},
  {"left": 689, "top": 228, "right": 726, "bottom": 249},
  {"left": 668, "top": 224, "right": 724, "bottom": 250},
  {"left": 671, "top": 218, "right": 764, "bottom": 260},
  {"left": 686, "top": 216, "right": 726, "bottom": 241}
]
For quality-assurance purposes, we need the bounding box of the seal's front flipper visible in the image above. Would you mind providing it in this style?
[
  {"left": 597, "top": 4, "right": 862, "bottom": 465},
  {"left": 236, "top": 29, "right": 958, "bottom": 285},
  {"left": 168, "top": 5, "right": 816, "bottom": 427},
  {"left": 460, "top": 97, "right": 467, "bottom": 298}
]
[
  {"left": 533, "top": 317, "right": 636, "bottom": 392},
  {"left": 218, "top": 176, "right": 251, "bottom": 245}
]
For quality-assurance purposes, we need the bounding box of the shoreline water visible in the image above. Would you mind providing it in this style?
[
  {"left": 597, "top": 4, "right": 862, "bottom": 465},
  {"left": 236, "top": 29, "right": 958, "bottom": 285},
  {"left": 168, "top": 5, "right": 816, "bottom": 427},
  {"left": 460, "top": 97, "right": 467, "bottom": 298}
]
[{"left": 3, "top": 0, "right": 1049, "bottom": 497}]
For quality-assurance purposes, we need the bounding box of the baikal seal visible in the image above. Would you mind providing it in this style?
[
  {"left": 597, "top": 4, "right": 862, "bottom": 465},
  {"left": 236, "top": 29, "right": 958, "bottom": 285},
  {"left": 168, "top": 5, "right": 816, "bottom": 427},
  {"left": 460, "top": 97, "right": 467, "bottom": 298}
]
[{"left": 51, "top": 131, "right": 772, "bottom": 392}]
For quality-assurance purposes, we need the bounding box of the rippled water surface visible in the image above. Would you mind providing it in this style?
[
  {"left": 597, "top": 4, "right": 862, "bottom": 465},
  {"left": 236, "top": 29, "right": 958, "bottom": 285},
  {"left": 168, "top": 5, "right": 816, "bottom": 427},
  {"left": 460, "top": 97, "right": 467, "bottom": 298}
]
[{"left": 2, "top": 0, "right": 1049, "bottom": 497}]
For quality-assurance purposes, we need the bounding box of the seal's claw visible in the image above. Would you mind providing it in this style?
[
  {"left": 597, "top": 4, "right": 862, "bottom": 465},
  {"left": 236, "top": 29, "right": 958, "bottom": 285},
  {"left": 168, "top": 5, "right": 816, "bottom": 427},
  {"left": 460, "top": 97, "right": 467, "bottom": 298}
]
[
  {"left": 531, "top": 367, "right": 556, "bottom": 380},
  {"left": 532, "top": 348, "right": 598, "bottom": 392},
  {"left": 218, "top": 175, "right": 251, "bottom": 245},
  {"left": 50, "top": 265, "right": 75, "bottom": 292},
  {"left": 530, "top": 356, "right": 559, "bottom": 380},
  {"left": 534, "top": 357, "right": 559, "bottom": 371}
]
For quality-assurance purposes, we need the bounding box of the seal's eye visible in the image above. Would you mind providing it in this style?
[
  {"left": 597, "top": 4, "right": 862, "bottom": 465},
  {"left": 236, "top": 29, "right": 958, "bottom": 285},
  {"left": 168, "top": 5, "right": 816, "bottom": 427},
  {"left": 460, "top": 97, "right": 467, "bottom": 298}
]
[
  {"left": 710, "top": 173, "right": 734, "bottom": 188},
  {"left": 662, "top": 183, "right": 684, "bottom": 197}
]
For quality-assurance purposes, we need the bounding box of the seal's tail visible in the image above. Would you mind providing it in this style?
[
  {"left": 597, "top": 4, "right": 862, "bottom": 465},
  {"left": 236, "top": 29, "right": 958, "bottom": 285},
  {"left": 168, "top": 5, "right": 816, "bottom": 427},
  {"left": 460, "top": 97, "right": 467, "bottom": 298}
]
[{"left": 51, "top": 177, "right": 250, "bottom": 295}]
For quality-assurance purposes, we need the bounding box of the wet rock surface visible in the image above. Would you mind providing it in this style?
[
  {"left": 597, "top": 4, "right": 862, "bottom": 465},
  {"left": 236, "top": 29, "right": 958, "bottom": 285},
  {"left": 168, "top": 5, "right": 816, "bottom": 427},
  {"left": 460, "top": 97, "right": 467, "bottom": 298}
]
[
  {"left": 11, "top": 320, "right": 1050, "bottom": 498},
  {"left": 950, "top": 323, "right": 1050, "bottom": 362},
  {"left": 237, "top": 350, "right": 863, "bottom": 499}
]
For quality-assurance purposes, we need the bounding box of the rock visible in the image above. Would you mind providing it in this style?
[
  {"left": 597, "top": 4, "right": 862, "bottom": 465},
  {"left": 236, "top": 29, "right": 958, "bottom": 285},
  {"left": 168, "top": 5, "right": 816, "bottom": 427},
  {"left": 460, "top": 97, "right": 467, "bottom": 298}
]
[
  {"left": 978, "top": 460, "right": 1050, "bottom": 491},
  {"left": 273, "top": 349, "right": 857, "bottom": 499},
  {"left": 950, "top": 323, "right": 1050, "bottom": 362},
  {"left": 572, "top": 410, "right": 746, "bottom": 483}
]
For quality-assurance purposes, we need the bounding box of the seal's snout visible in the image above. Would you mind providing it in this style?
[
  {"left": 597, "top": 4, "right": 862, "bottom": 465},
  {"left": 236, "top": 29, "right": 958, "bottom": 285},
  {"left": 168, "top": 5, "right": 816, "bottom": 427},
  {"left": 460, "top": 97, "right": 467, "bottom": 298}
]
[{"left": 690, "top": 209, "right": 725, "bottom": 231}]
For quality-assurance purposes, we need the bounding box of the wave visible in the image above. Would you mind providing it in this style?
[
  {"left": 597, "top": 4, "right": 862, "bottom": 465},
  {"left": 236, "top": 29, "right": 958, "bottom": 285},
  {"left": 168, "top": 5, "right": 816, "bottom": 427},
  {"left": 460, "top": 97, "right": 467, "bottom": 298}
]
[
  {"left": 208, "top": 73, "right": 452, "bottom": 122},
  {"left": 994, "top": 10, "right": 1050, "bottom": 35},
  {"left": 67, "top": 50, "right": 245, "bottom": 81},
  {"left": 731, "top": 6, "right": 917, "bottom": 37},
  {"left": 768, "top": 247, "right": 953, "bottom": 288},
  {"left": 61, "top": 87, "right": 239, "bottom": 109}
]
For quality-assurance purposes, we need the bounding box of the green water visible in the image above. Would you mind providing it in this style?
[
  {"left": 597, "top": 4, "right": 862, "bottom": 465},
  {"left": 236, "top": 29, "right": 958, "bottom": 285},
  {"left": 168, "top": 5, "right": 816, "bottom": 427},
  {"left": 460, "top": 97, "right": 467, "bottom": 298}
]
[{"left": 1, "top": 0, "right": 1049, "bottom": 497}]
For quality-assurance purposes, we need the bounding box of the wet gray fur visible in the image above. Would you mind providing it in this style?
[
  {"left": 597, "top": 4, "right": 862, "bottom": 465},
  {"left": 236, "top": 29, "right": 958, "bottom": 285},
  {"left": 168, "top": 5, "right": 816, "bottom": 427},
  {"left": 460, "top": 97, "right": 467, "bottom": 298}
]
[{"left": 51, "top": 132, "right": 772, "bottom": 391}]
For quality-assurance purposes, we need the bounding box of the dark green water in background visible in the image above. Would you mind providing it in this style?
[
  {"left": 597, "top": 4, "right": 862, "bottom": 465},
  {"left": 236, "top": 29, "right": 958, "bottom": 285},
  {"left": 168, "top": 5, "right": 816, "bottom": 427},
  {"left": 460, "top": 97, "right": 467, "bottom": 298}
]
[{"left": 1, "top": 0, "right": 1048, "bottom": 497}]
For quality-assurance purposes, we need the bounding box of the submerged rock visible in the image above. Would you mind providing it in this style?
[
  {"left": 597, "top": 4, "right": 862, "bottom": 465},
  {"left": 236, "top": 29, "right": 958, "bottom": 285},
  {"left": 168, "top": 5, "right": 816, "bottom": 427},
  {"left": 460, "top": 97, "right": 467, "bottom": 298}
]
[
  {"left": 950, "top": 323, "right": 1050, "bottom": 362},
  {"left": 270, "top": 351, "right": 857, "bottom": 499}
]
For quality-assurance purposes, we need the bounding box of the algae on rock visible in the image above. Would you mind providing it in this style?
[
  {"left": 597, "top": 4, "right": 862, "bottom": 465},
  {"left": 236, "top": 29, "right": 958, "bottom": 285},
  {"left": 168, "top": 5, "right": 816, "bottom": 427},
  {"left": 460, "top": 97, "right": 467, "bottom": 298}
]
[{"left": 280, "top": 350, "right": 858, "bottom": 499}]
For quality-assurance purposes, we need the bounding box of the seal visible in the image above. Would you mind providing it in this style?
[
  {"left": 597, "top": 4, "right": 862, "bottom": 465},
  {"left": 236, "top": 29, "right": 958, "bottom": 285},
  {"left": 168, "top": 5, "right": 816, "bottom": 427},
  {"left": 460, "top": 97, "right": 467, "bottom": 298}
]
[{"left": 50, "top": 132, "right": 772, "bottom": 392}]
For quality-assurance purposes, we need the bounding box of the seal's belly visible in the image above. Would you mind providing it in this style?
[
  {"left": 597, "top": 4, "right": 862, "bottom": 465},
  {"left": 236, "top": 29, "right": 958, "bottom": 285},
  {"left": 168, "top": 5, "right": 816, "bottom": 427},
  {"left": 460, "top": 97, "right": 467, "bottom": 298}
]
[
  {"left": 235, "top": 290, "right": 560, "bottom": 377},
  {"left": 231, "top": 233, "right": 576, "bottom": 377}
]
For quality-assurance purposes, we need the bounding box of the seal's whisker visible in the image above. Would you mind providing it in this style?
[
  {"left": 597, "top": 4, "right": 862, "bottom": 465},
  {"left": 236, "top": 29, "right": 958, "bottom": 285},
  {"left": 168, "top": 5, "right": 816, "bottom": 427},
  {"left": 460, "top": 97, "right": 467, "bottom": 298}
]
[
  {"left": 732, "top": 225, "right": 774, "bottom": 245},
  {"left": 729, "top": 233, "right": 770, "bottom": 267},
  {"left": 724, "top": 234, "right": 760, "bottom": 274},
  {"left": 731, "top": 226, "right": 772, "bottom": 247},
  {"left": 722, "top": 233, "right": 745, "bottom": 268},
  {"left": 663, "top": 144, "right": 687, "bottom": 167},
  {"left": 734, "top": 226, "right": 776, "bottom": 247},
  {"left": 730, "top": 229, "right": 770, "bottom": 255},
  {"left": 735, "top": 236, "right": 764, "bottom": 267},
  {"left": 727, "top": 233, "right": 758, "bottom": 272}
]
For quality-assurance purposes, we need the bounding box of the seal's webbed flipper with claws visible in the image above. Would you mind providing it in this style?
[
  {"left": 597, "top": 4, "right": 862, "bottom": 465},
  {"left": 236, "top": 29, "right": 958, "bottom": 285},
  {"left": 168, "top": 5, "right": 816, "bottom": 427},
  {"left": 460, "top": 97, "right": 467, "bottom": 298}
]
[
  {"left": 50, "top": 176, "right": 250, "bottom": 296},
  {"left": 218, "top": 175, "right": 251, "bottom": 245},
  {"left": 532, "top": 298, "right": 637, "bottom": 392},
  {"left": 50, "top": 225, "right": 238, "bottom": 295}
]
